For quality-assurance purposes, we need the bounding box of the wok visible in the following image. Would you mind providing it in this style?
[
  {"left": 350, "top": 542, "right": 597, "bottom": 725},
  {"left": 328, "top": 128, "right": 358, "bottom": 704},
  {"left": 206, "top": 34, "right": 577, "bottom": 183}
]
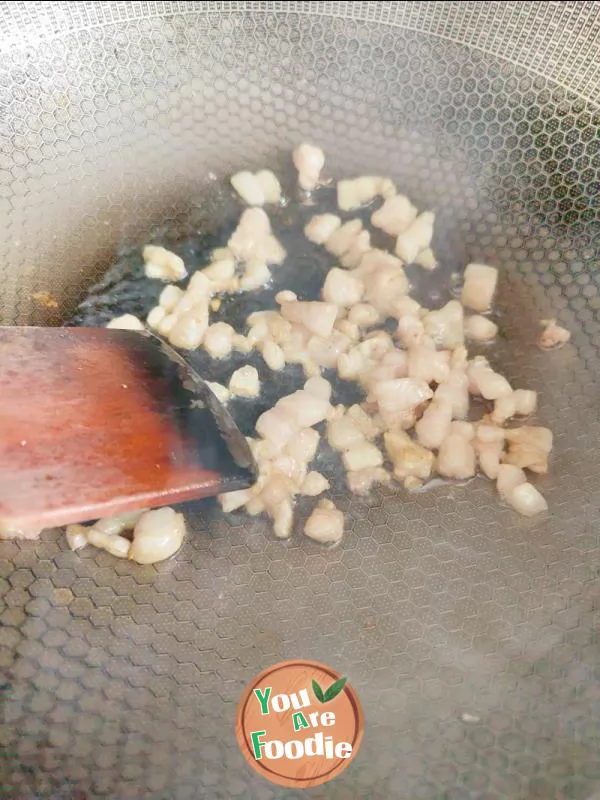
[{"left": 1, "top": 3, "right": 599, "bottom": 798}]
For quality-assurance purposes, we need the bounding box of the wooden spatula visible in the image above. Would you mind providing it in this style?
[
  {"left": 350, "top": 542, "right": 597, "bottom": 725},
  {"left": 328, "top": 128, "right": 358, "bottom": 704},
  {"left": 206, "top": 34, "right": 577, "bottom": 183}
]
[{"left": 0, "top": 326, "right": 256, "bottom": 536}]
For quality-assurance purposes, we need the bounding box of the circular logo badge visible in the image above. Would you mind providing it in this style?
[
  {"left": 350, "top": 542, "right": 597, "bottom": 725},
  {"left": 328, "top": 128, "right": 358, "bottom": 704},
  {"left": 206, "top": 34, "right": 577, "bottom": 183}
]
[{"left": 236, "top": 659, "right": 364, "bottom": 788}]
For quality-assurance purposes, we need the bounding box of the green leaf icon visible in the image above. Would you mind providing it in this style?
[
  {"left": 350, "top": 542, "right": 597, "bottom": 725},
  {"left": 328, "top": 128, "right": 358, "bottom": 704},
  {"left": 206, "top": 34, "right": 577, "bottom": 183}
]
[
  {"left": 323, "top": 676, "right": 347, "bottom": 702},
  {"left": 312, "top": 679, "right": 325, "bottom": 703}
]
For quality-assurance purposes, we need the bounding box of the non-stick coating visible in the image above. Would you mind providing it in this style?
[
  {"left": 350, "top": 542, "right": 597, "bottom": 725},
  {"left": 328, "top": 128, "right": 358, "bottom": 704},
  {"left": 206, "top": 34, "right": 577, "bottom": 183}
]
[{"left": 1, "top": 3, "right": 599, "bottom": 799}]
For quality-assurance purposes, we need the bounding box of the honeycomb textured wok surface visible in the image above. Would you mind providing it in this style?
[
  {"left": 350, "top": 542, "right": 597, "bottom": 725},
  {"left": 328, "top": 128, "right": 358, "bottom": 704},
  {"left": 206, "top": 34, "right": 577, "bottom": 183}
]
[{"left": 0, "top": 3, "right": 599, "bottom": 799}]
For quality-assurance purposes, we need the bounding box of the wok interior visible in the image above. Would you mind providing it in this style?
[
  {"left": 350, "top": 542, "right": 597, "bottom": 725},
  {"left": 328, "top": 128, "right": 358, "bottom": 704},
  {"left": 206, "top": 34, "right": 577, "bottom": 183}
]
[{"left": 1, "top": 4, "right": 599, "bottom": 799}]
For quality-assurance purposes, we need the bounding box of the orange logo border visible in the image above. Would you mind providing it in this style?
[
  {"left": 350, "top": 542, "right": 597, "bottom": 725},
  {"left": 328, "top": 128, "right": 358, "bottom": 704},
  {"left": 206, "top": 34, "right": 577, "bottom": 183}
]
[{"left": 235, "top": 659, "right": 364, "bottom": 788}]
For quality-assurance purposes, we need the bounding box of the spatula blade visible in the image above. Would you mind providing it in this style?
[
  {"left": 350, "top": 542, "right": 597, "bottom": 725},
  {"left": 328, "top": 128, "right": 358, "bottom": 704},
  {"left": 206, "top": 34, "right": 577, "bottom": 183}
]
[{"left": 0, "top": 326, "right": 256, "bottom": 534}]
